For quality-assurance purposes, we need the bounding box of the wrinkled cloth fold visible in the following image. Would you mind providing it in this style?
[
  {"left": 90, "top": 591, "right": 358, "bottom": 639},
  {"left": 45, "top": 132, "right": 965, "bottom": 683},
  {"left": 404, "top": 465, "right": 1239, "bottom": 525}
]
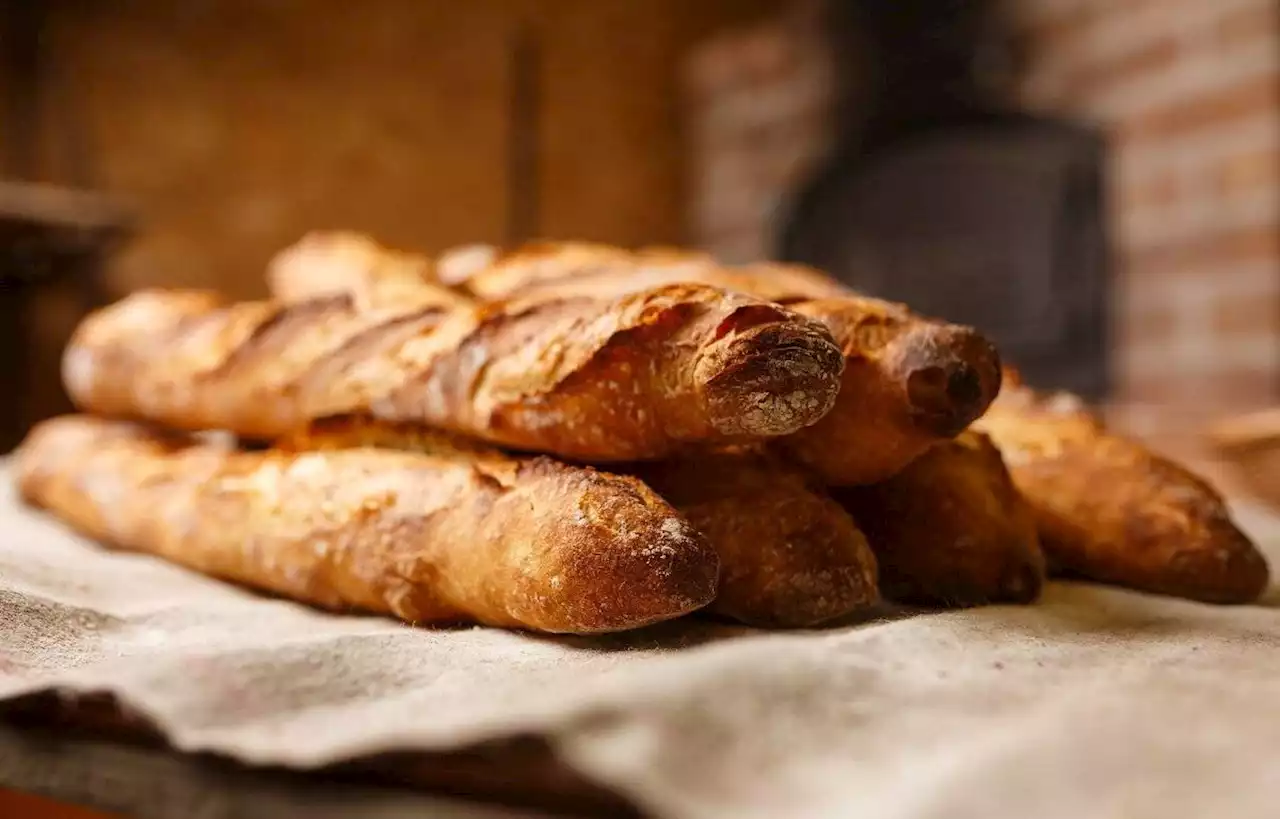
[{"left": 3, "top": 467, "right": 1280, "bottom": 819}]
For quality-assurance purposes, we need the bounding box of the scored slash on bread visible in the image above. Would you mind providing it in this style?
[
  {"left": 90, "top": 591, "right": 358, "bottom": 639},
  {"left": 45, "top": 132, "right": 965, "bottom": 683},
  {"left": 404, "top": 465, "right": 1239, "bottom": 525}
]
[
  {"left": 293, "top": 416, "right": 880, "bottom": 628},
  {"left": 444, "top": 241, "right": 1269, "bottom": 606},
  {"left": 17, "top": 415, "right": 720, "bottom": 634},
  {"left": 63, "top": 280, "right": 846, "bottom": 460},
  {"left": 267, "top": 234, "right": 880, "bottom": 627},
  {"left": 268, "top": 231, "right": 468, "bottom": 312},
  {"left": 439, "top": 241, "right": 1003, "bottom": 485},
  {"left": 25, "top": 226, "right": 1270, "bottom": 640}
]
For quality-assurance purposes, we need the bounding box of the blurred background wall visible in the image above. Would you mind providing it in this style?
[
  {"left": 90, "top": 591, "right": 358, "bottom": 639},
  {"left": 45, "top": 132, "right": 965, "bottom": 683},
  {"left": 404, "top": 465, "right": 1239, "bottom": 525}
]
[
  {"left": 1, "top": 0, "right": 1277, "bottom": 451},
  {"left": 39, "top": 0, "right": 781, "bottom": 298},
  {"left": 0, "top": 0, "right": 780, "bottom": 447},
  {"left": 686, "top": 0, "right": 1279, "bottom": 440}
]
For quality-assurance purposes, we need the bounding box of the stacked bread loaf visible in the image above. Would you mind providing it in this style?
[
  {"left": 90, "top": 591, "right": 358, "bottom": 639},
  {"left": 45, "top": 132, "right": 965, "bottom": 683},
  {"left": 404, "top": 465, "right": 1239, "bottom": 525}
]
[{"left": 14, "top": 232, "right": 1269, "bottom": 634}]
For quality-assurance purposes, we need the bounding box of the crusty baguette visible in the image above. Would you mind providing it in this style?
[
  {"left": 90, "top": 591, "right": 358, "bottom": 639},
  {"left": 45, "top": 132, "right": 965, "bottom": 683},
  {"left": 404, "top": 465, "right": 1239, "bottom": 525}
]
[
  {"left": 290, "top": 417, "right": 880, "bottom": 627},
  {"left": 975, "top": 386, "right": 1270, "bottom": 604},
  {"left": 836, "top": 430, "right": 1045, "bottom": 607},
  {"left": 268, "top": 231, "right": 468, "bottom": 311},
  {"left": 441, "top": 241, "right": 720, "bottom": 299},
  {"left": 63, "top": 280, "right": 846, "bottom": 459},
  {"left": 782, "top": 295, "right": 1001, "bottom": 486},
  {"left": 266, "top": 236, "right": 880, "bottom": 626},
  {"left": 16, "top": 415, "right": 719, "bottom": 633},
  {"left": 448, "top": 241, "right": 846, "bottom": 305},
  {"left": 632, "top": 450, "right": 879, "bottom": 626},
  {"left": 441, "top": 242, "right": 1002, "bottom": 485}
]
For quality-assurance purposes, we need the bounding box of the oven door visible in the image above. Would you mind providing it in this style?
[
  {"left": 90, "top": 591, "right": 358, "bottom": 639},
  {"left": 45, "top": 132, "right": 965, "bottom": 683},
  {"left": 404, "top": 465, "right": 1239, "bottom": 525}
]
[{"left": 781, "top": 118, "right": 1110, "bottom": 400}]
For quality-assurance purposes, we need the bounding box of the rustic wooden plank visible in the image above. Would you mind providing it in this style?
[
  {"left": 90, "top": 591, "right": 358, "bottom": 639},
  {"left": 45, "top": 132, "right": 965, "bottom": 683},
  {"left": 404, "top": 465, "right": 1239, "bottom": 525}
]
[
  {"left": 0, "top": 788, "right": 122, "bottom": 819},
  {"left": 0, "top": 724, "right": 553, "bottom": 819},
  {"left": 0, "top": 693, "right": 636, "bottom": 819},
  {"left": 0, "top": 181, "right": 132, "bottom": 235}
]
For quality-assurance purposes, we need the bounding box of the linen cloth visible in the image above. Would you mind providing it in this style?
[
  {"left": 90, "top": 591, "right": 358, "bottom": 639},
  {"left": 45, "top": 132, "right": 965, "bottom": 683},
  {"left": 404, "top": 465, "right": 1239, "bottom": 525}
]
[{"left": 3, "top": 466, "right": 1280, "bottom": 819}]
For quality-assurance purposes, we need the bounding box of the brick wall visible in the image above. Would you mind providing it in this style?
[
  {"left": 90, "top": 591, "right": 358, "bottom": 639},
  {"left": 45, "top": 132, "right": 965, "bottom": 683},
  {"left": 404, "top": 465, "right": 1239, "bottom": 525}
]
[
  {"left": 683, "top": 0, "right": 1280, "bottom": 431},
  {"left": 683, "top": 7, "right": 832, "bottom": 264},
  {"left": 1012, "top": 0, "right": 1280, "bottom": 432},
  {"left": 44, "top": 0, "right": 779, "bottom": 301}
]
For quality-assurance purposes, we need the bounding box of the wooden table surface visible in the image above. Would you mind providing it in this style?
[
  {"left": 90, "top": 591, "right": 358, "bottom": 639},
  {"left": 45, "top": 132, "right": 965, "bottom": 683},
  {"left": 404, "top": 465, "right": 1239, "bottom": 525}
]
[
  {"left": 0, "top": 722, "right": 558, "bottom": 819},
  {"left": 0, "top": 789, "right": 119, "bottom": 819}
]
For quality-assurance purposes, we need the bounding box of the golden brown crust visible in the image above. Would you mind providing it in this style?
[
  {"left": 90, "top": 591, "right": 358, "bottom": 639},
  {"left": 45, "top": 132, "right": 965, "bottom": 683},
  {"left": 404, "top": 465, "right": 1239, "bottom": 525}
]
[
  {"left": 17, "top": 415, "right": 719, "bottom": 633},
  {"left": 267, "top": 246, "right": 878, "bottom": 627},
  {"left": 63, "top": 281, "right": 845, "bottom": 459},
  {"left": 444, "top": 241, "right": 714, "bottom": 300},
  {"left": 836, "top": 431, "right": 1045, "bottom": 607},
  {"left": 438, "top": 243, "right": 1002, "bottom": 484},
  {"left": 976, "top": 386, "right": 1270, "bottom": 604},
  {"left": 632, "top": 450, "right": 879, "bottom": 627},
  {"left": 268, "top": 232, "right": 469, "bottom": 311},
  {"left": 296, "top": 418, "right": 881, "bottom": 628},
  {"left": 778, "top": 298, "right": 1002, "bottom": 485},
  {"left": 449, "top": 243, "right": 849, "bottom": 305},
  {"left": 63, "top": 290, "right": 433, "bottom": 439}
]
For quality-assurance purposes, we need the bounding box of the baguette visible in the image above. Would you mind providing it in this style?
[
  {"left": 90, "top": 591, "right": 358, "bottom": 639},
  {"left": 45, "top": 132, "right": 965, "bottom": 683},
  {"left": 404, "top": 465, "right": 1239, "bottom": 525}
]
[
  {"left": 63, "top": 281, "right": 846, "bottom": 459},
  {"left": 782, "top": 295, "right": 1001, "bottom": 485},
  {"left": 836, "top": 430, "right": 1044, "bottom": 607},
  {"left": 266, "top": 236, "right": 880, "bottom": 626},
  {"left": 268, "top": 231, "right": 468, "bottom": 311},
  {"left": 632, "top": 449, "right": 879, "bottom": 626},
  {"left": 443, "top": 242, "right": 1002, "bottom": 484},
  {"left": 442, "top": 241, "right": 720, "bottom": 300},
  {"left": 16, "top": 415, "right": 719, "bottom": 633},
  {"left": 449, "top": 241, "right": 846, "bottom": 305},
  {"left": 290, "top": 417, "right": 880, "bottom": 627},
  {"left": 975, "top": 386, "right": 1270, "bottom": 604}
]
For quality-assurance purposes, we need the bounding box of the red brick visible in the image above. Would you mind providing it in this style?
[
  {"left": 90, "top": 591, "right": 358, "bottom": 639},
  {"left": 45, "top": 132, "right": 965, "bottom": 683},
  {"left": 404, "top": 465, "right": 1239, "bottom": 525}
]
[
  {"left": 1215, "top": 1, "right": 1280, "bottom": 47},
  {"left": 736, "top": 24, "right": 793, "bottom": 84},
  {"left": 1117, "top": 73, "right": 1278, "bottom": 141},
  {"left": 1210, "top": 292, "right": 1280, "bottom": 336},
  {"left": 743, "top": 116, "right": 827, "bottom": 185},
  {"left": 1112, "top": 112, "right": 1279, "bottom": 197},
  {"left": 1118, "top": 299, "right": 1179, "bottom": 349},
  {"left": 1193, "top": 368, "right": 1278, "bottom": 406},
  {"left": 684, "top": 34, "right": 752, "bottom": 101},
  {"left": 701, "top": 225, "right": 769, "bottom": 263},
  {"left": 1071, "top": 37, "right": 1181, "bottom": 99},
  {"left": 1119, "top": 184, "right": 1276, "bottom": 252},
  {"left": 1123, "top": 367, "right": 1276, "bottom": 410},
  {"left": 1012, "top": 1, "right": 1095, "bottom": 49},
  {"left": 1125, "top": 225, "right": 1280, "bottom": 279},
  {"left": 1115, "top": 169, "right": 1186, "bottom": 215},
  {"left": 1113, "top": 143, "right": 1278, "bottom": 251},
  {"left": 691, "top": 181, "right": 760, "bottom": 237},
  {"left": 1121, "top": 371, "right": 1187, "bottom": 406},
  {"left": 1216, "top": 145, "right": 1280, "bottom": 197}
]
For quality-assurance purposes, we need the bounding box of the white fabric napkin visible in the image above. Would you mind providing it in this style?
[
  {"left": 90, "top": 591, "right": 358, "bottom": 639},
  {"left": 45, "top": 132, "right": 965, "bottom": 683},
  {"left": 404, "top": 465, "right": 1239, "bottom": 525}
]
[{"left": 4, "top": 466, "right": 1280, "bottom": 819}]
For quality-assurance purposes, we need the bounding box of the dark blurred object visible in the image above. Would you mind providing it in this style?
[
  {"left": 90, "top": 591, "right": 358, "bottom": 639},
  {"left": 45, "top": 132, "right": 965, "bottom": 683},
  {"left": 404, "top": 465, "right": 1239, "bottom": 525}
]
[
  {"left": 505, "top": 21, "right": 541, "bottom": 246},
  {"left": 781, "top": 0, "right": 1110, "bottom": 400},
  {"left": 1208, "top": 408, "right": 1280, "bottom": 510},
  {"left": 0, "top": 183, "right": 131, "bottom": 452},
  {"left": 2, "top": 0, "right": 133, "bottom": 451}
]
